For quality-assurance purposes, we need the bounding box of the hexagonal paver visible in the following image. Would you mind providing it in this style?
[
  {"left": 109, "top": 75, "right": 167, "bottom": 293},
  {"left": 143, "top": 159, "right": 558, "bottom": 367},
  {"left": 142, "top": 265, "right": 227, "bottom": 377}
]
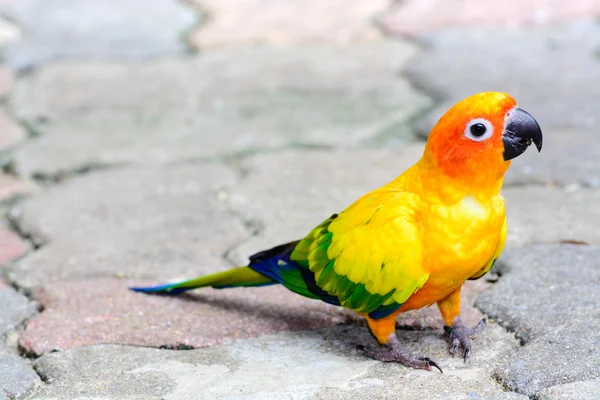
[
  {"left": 9, "top": 42, "right": 429, "bottom": 177},
  {"left": 31, "top": 324, "right": 521, "bottom": 399},
  {"left": 477, "top": 245, "right": 600, "bottom": 397},
  {"left": 190, "top": 0, "right": 387, "bottom": 48},
  {"left": 0, "top": 0, "right": 197, "bottom": 69},
  {"left": 382, "top": 0, "right": 600, "bottom": 35},
  {"left": 8, "top": 164, "right": 247, "bottom": 290}
]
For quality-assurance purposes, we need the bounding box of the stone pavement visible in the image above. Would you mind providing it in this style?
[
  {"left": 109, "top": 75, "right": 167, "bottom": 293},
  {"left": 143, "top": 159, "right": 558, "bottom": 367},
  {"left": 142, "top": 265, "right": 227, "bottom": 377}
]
[{"left": 0, "top": 0, "right": 599, "bottom": 398}]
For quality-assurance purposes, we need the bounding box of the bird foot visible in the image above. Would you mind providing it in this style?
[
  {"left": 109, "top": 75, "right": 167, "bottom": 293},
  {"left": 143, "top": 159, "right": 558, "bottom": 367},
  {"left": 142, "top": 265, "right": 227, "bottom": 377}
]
[
  {"left": 444, "top": 317, "right": 486, "bottom": 361},
  {"left": 361, "top": 334, "right": 443, "bottom": 373}
]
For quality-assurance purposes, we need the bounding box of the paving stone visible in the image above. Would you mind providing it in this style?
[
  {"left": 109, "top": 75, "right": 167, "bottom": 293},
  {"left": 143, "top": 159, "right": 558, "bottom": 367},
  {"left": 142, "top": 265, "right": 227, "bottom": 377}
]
[
  {"left": 382, "top": 0, "right": 600, "bottom": 35},
  {"left": 9, "top": 42, "right": 429, "bottom": 177},
  {"left": 0, "top": 108, "right": 26, "bottom": 152},
  {"left": 504, "top": 128, "right": 600, "bottom": 188},
  {"left": 0, "top": 343, "right": 40, "bottom": 399},
  {"left": 0, "top": 279, "right": 36, "bottom": 336},
  {"left": 405, "top": 21, "right": 600, "bottom": 134},
  {"left": 190, "top": 0, "right": 387, "bottom": 48},
  {"left": 0, "top": 228, "right": 28, "bottom": 266},
  {"left": 0, "top": 173, "right": 37, "bottom": 203},
  {"left": 0, "top": 65, "right": 15, "bottom": 98},
  {"left": 503, "top": 186, "right": 600, "bottom": 247},
  {"left": 536, "top": 378, "right": 600, "bottom": 400},
  {"left": 19, "top": 278, "right": 350, "bottom": 356},
  {"left": 31, "top": 324, "right": 520, "bottom": 399},
  {"left": 7, "top": 164, "right": 247, "bottom": 290},
  {"left": 0, "top": 16, "right": 21, "bottom": 47},
  {"left": 0, "top": 0, "right": 197, "bottom": 69},
  {"left": 476, "top": 245, "right": 600, "bottom": 397}
]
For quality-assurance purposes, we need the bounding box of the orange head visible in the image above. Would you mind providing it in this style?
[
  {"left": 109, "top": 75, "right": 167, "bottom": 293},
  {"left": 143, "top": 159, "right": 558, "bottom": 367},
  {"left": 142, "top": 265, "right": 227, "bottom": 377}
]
[{"left": 423, "top": 92, "right": 542, "bottom": 194}]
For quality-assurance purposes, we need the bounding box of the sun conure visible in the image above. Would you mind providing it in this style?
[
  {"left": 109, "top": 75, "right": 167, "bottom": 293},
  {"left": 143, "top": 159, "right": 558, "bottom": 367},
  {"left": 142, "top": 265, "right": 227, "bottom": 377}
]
[{"left": 132, "top": 92, "right": 543, "bottom": 372}]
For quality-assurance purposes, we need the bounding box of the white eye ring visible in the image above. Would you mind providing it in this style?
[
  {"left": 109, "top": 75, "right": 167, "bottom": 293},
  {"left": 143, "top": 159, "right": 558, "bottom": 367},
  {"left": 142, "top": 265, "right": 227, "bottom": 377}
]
[{"left": 465, "top": 118, "right": 494, "bottom": 141}]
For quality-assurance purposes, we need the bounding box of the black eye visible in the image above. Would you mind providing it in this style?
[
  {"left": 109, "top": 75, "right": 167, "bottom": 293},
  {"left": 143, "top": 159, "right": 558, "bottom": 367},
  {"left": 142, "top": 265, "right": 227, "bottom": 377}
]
[{"left": 470, "top": 123, "right": 487, "bottom": 137}]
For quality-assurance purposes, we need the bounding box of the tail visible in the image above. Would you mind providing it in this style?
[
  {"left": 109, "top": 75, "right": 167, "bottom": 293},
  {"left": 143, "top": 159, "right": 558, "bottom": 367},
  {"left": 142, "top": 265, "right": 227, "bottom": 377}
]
[
  {"left": 130, "top": 240, "right": 334, "bottom": 303},
  {"left": 130, "top": 266, "right": 276, "bottom": 294}
]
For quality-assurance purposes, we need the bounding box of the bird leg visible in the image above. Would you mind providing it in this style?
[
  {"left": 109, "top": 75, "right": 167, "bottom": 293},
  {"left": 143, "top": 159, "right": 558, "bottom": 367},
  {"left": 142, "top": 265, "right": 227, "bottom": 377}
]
[
  {"left": 363, "top": 313, "right": 442, "bottom": 372},
  {"left": 362, "top": 333, "right": 443, "bottom": 373},
  {"left": 437, "top": 285, "right": 486, "bottom": 361},
  {"left": 444, "top": 317, "right": 486, "bottom": 361}
]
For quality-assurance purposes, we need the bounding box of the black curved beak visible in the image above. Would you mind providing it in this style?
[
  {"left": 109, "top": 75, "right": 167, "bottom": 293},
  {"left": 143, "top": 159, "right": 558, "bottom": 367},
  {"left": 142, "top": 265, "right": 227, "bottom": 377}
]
[{"left": 502, "top": 108, "right": 543, "bottom": 161}]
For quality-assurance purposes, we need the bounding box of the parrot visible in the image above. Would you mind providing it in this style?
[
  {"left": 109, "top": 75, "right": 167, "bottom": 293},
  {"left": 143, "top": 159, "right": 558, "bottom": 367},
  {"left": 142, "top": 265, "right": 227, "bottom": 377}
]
[{"left": 132, "top": 92, "right": 543, "bottom": 372}]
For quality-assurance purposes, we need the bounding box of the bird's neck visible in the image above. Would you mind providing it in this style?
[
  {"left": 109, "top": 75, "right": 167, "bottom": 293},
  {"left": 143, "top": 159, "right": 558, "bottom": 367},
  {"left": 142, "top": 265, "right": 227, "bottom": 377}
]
[{"left": 392, "top": 154, "right": 508, "bottom": 204}]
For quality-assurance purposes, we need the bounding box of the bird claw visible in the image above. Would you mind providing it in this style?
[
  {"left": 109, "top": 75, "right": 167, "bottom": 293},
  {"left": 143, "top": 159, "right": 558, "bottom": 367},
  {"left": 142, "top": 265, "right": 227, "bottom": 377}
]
[
  {"left": 362, "top": 335, "right": 443, "bottom": 373},
  {"left": 444, "top": 318, "right": 486, "bottom": 362}
]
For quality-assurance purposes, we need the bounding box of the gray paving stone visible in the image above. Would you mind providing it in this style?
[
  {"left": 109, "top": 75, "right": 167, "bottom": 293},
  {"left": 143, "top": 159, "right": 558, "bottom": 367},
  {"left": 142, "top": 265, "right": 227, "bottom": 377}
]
[
  {"left": 0, "top": 280, "right": 37, "bottom": 336},
  {"left": 31, "top": 324, "right": 520, "bottom": 400},
  {"left": 7, "top": 164, "right": 247, "bottom": 290},
  {"left": 404, "top": 21, "right": 600, "bottom": 187},
  {"left": 536, "top": 378, "right": 600, "bottom": 400},
  {"left": 9, "top": 42, "right": 430, "bottom": 177},
  {"left": 476, "top": 245, "right": 600, "bottom": 397},
  {"left": 406, "top": 21, "right": 600, "bottom": 133},
  {"left": 0, "top": 0, "right": 197, "bottom": 69},
  {"left": 0, "top": 343, "right": 40, "bottom": 399},
  {"left": 503, "top": 186, "right": 600, "bottom": 247}
]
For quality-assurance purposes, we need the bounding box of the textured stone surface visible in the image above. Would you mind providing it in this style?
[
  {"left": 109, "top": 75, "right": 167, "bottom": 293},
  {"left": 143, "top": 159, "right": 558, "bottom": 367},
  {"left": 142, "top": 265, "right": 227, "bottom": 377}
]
[
  {"left": 0, "top": 65, "right": 14, "bottom": 98},
  {"left": 31, "top": 324, "right": 519, "bottom": 399},
  {"left": 503, "top": 186, "right": 600, "bottom": 247},
  {"left": 0, "top": 173, "right": 37, "bottom": 203},
  {"left": 19, "top": 279, "right": 350, "bottom": 356},
  {"left": 190, "top": 0, "right": 387, "bottom": 47},
  {"left": 0, "top": 344, "right": 40, "bottom": 399},
  {"left": 537, "top": 378, "right": 600, "bottom": 400},
  {"left": 477, "top": 245, "right": 600, "bottom": 397},
  {"left": 504, "top": 128, "right": 600, "bottom": 188},
  {"left": 0, "top": 0, "right": 197, "bottom": 69},
  {"left": 405, "top": 21, "right": 600, "bottom": 134},
  {"left": 0, "top": 279, "right": 36, "bottom": 335},
  {"left": 0, "top": 108, "right": 26, "bottom": 152},
  {"left": 8, "top": 164, "right": 247, "bottom": 290},
  {"left": 10, "top": 42, "right": 429, "bottom": 177},
  {"left": 0, "top": 228, "right": 28, "bottom": 266},
  {"left": 382, "top": 0, "right": 600, "bottom": 35}
]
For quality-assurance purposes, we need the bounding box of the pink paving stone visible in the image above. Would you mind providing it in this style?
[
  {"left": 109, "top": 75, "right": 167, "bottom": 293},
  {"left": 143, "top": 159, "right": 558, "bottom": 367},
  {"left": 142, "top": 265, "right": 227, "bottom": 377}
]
[
  {"left": 19, "top": 279, "right": 353, "bottom": 355},
  {"left": 0, "top": 173, "right": 36, "bottom": 202},
  {"left": 190, "top": 0, "right": 388, "bottom": 48},
  {"left": 382, "top": 0, "right": 600, "bottom": 35},
  {"left": 20, "top": 278, "right": 491, "bottom": 355},
  {"left": 0, "top": 107, "right": 26, "bottom": 151},
  {"left": 0, "top": 228, "right": 28, "bottom": 266}
]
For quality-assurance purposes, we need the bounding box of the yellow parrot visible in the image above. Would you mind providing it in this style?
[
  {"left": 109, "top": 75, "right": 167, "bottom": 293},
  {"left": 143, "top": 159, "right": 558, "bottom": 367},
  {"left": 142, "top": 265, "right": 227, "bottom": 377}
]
[{"left": 133, "top": 92, "right": 543, "bottom": 372}]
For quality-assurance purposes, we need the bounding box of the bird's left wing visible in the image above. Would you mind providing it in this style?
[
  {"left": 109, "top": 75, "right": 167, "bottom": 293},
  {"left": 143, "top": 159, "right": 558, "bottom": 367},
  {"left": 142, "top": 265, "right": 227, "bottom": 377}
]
[{"left": 291, "top": 191, "right": 430, "bottom": 319}]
